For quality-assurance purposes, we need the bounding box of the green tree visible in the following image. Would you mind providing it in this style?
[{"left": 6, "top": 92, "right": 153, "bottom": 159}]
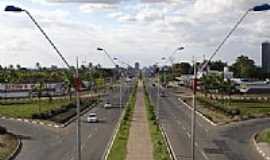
[
  {"left": 230, "top": 55, "right": 257, "bottom": 78},
  {"left": 209, "top": 60, "right": 227, "bottom": 71},
  {"left": 173, "top": 62, "right": 192, "bottom": 76}
]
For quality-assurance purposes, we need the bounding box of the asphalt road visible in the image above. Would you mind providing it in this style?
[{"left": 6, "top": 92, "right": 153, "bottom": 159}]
[
  {"left": 145, "top": 79, "right": 270, "bottom": 160},
  {"left": 0, "top": 81, "right": 135, "bottom": 160}
]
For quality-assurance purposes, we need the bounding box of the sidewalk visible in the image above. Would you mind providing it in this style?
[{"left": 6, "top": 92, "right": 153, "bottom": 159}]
[
  {"left": 126, "top": 81, "right": 153, "bottom": 160},
  {"left": 256, "top": 142, "right": 270, "bottom": 160}
]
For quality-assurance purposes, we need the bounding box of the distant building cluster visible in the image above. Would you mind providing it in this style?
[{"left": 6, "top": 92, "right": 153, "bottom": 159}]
[
  {"left": 135, "top": 62, "right": 140, "bottom": 71},
  {"left": 0, "top": 82, "right": 65, "bottom": 99}
]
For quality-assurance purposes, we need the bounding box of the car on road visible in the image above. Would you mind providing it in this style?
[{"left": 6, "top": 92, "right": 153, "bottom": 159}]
[
  {"left": 87, "top": 113, "right": 98, "bottom": 123},
  {"left": 160, "top": 90, "right": 166, "bottom": 97},
  {"left": 104, "top": 102, "right": 112, "bottom": 109}
]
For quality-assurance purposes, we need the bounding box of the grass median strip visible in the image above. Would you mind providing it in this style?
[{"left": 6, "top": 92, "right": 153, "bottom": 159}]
[
  {"left": 256, "top": 128, "right": 270, "bottom": 144},
  {"left": 0, "top": 99, "right": 71, "bottom": 118},
  {"left": 144, "top": 83, "right": 171, "bottom": 160},
  {"left": 0, "top": 133, "right": 17, "bottom": 160},
  {"left": 107, "top": 83, "right": 137, "bottom": 160}
]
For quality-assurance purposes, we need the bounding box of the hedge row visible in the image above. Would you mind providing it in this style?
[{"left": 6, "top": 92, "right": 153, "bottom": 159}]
[
  {"left": 197, "top": 97, "right": 241, "bottom": 117},
  {"left": 0, "top": 126, "right": 7, "bottom": 134},
  {"left": 32, "top": 99, "right": 97, "bottom": 124}
]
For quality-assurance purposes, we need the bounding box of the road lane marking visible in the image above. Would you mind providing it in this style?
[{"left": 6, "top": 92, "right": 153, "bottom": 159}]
[
  {"left": 182, "top": 126, "right": 186, "bottom": 131},
  {"left": 186, "top": 132, "right": 191, "bottom": 138},
  {"left": 201, "top": 150, "right": 210, "bottom": 160}
]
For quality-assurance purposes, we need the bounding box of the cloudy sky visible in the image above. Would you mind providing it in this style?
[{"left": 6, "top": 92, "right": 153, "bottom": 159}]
[{"left": 0, "top": 0, "right": 269, "bottom": 68}]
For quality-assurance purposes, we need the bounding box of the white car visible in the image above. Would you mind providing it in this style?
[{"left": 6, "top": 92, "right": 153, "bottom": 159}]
[
  {"left": 87, "top": 113, "right": 98, "bottom": 123},
  {"left": 104, "top": 102, "right": 112, "bottom": 109}
]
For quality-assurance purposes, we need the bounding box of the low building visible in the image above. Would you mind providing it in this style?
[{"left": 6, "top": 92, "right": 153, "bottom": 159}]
[
  {"left": 0, "top": 82, "right": 65, "bottom": 99},
  {"left": 231, "top": 79, "right": 270, "bottom": 94}
]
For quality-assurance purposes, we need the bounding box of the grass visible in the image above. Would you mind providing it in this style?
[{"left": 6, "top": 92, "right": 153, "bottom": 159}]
[
  {"left": 181, "top": 96, "right": 270, "bottom": 124},
  {"left": 0, "top": 134, "right": 17, "bottom": 160},
  {"left": 198, "top": 97, "right": 270, "bottom": 116},
  {"left": 256, "top": 128, "right": 270, "bottom": 144},
  {"left": 144, "top": 83, "right": 171, "bottom": 160},
  {"left": 0, "top": 99, "right": 71, "bottom": 119},
  {"left": 107, "top": 83, "right": 137, "bottom": 160}
]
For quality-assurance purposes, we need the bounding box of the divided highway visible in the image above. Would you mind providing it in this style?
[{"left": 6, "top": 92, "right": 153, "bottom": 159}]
[
  {"left": 0, "top": 82, "right": 134, "bottom": 160},
  {"left": 145, "top": 79, "right": 270, "bottom": 160}
]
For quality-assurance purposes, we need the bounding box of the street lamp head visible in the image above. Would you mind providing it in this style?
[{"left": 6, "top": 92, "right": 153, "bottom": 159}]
[
  {"left": 161, "top": 57, "right": 166, "bottom": 60},
  {"left": 177, "top": 46, "right": 184, "bottom": 50},
  {"left": 113, "top": 57, "right": 118, "bottom": 60},
  {"left": 97, "top": 47, "right": 104, "bottom": 51},
  {"left": 252, "top": 3, "right": 270, "bottom": 12},
  {"left": 4, "top": 5, "right": 24, "bottom": 12}
]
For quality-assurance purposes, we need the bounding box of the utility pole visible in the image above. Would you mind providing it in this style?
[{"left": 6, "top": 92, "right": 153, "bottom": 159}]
[
  {"left": 157, "top": 67, "right": 160, "bottom": 121},
  {"left": 191, "top": 57, "right": 197, "bottom": 160},
  {"left": 76, "top": 57, "right": 81, "bottom": 160},
  {"left": 120, "top": 72, "right": 122, "bottom": 109}
]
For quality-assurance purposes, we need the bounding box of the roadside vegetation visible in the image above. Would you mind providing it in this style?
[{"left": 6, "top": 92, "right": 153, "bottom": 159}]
[
  {"left": 181, "top": 96, "right": 270, "bottom": 124},
  {"left": 0, "top": 97, "right": 98, "bottom": 124},
  {"left": 0, "top": 126, "right": 18, "bottom": 160},
  {"left": 144, "top": 82, "right": 171, "bottom": 160},
  {"left": 0, "top": 99, "right": 70, "bottom": 118},
  {"left": 107, "top": 82, "right": 137, "bottom": 160},
  {"left": 256, "top": 128, "right": 270, "bottom": 144}
]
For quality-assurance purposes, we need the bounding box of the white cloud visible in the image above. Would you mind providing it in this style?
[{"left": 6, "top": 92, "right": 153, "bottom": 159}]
[
  {"left": 49, "top": 0, "right": 121, "bottom": 3},
  {"left": 79, "top": 3, "right": 118, "bottom": 13},
  {"left": 1, "top": 0, "right": 270, "bottom": 67}
]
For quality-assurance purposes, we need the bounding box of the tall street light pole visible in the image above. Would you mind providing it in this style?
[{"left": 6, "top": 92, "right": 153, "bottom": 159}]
[
  {"left": 5, "top": 5, "right": 83, "bottom": 160},
  {"left": 167, "top": 47, "right": 184, "bottom": 80},
  {"left": 114, "top": 57, "right": 133, "bottom": 104},
  {"left": 161, "top": 57, "right": 167, "bottom": 88},
  {"left": 190, "top": 3, "right": 270, "bottom": 160},
  {"left": 157, "top": 64, "right": 160, "bottom": 121},
  {"left": 97, "top": 48, "right": 122, "bottom": 109}
]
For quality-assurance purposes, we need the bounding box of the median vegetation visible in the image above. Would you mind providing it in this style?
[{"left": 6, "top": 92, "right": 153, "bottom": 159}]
[
  {"left": 256, "top": 128, "right": 270, "bottom": 144},
  {"left": 0, "top": 126, "right": 18, "bottom": 160},
  {"left": 144, "top": 82, "right": 171, "bottom": 160},
  {"left": 0, "top": 97, "right": 98, "bottom": 124},
  {"left": 180, "top": 94, "right": 270, "bottom": 124},
  {"left": 107, "top": 82, "right": 137, "bottom": 160}
]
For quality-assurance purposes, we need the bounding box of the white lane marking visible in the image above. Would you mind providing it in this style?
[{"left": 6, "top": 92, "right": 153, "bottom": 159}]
[
  {"left": 201, "top": 150, "right": 210, "bottom": 160},
  {"left": 87, "top": 133, "right": 93, "bottom": 139},
  {"left": 186, "top": 132, "right": 191, "bottom": 138},
  {"left": 182, "top": 126, "right": 186, "bottom": 131}
]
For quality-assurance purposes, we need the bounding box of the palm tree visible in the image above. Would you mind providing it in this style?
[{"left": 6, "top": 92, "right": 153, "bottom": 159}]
[
  {"left": 33, "top": 81, "right": 45, "bottom": 113},
  {"left": 64, "top": 71, "right": 74, "bottom": 101},
  {"left": 16, "top": 64, "right": 21, "bottom": 70}
]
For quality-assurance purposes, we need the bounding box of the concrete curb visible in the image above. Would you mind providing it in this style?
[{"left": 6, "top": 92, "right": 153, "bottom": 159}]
[
  {"left": 252, "top": 133, "right": 270, "bottom": 160},
  {"left": 5, "top": 133, "right": 22, "bottom": 160},
  {"left": 177, "top": 97, "right": 217, "bottom": 126},
  {"left": 0, "top": 116, "right": 62, "bottom": 128},
  {"left": 0, "top": 103, "right": 97, "bottom": 129},
  {"left": 160, "top": 125, "right": 177, "bottom": 160},
  {"left": 102, "top": 99, "right": 130, "bottom": 160}
]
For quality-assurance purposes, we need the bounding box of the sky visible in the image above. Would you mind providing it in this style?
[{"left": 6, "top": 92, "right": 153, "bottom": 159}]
[{"left": 0, "top": 0, "right": 269, "bottom": 68}]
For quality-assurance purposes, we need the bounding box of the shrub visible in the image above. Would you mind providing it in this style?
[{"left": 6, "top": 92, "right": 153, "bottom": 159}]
[
  {"left": 0, "top": 126, "right": 7, "bottom": 134},
  {"left": 32, "top": 113, "right": 40, "bottom": 119},
  {"left": 230, "top": 109, "right": 240, "bottom": 116}
]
